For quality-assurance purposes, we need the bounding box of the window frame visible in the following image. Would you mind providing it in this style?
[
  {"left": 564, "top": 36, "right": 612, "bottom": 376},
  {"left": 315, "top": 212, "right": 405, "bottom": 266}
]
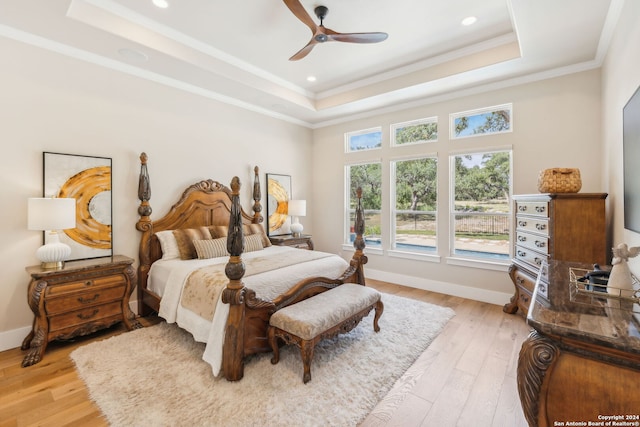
[
  {"left": 447, "top": 148, "right": 513, "bottom": 266},
  {"left": 449, "top": 103, "right": 513, "bottom": 140},
  {"left": 390, "top": 116, "right": 438, "bottom": 147},
  {"left": 389, "top": 154, "right": 440, "bottom": 261},
  {"left": 343, "top": 161, "right": 384, "bottom": 254},
  {"left": 345, "top": 127, "right": 383, "bottom": 153}
]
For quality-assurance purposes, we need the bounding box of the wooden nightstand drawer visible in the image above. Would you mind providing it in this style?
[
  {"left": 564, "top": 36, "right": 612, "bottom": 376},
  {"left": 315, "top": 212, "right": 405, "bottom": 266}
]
[
  {"left": 45, "top": 285, "right": 125, "bottom": 315},
  {"left": 49, "top": 301, "right": 123, "bottom": 333},
  {"left": 46, "top": 274, "right": 126, "bottom": 296}
]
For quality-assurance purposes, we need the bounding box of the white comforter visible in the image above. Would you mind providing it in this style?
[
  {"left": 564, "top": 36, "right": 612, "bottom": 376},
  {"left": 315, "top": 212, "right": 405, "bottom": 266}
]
[{"left": 147, "top": 245, "right": 349, "bottom": 376}]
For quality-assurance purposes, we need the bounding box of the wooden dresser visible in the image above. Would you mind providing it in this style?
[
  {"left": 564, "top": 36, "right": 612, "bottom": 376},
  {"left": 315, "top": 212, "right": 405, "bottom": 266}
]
[
  {"left": 21, "top": 255, "right": 142, "bottom": 367},
  {"left": 518, "top": 260, "right": 640, "bottom": 426},
  {"left": 504, "top": 193, "right": 608, "bottom": 316}
]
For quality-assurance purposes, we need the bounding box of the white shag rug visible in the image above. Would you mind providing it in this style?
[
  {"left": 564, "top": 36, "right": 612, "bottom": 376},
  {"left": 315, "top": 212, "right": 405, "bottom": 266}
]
[{"left": 71, "top": 292, "right": 455, "bottom": 427}]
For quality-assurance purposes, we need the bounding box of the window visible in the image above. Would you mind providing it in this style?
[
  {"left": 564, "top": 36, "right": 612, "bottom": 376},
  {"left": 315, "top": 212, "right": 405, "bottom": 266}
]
[
  {"left": 450, "top": 151, "right": 511, "bottom": 260},
  {"left": 346, "top": 163, "right": 382, "bottom": 247},
  {"left": 391, "top": 117, "right": 438, "bottom": 146},
  {"left": 345, "top": 127, "right": 382, "bottom": 152},
  {"left": 450, "top": 104, "right": 512, "bottom": 139},
  {"left": 392, "top": 156, "right": 438, "bottom": 253}
]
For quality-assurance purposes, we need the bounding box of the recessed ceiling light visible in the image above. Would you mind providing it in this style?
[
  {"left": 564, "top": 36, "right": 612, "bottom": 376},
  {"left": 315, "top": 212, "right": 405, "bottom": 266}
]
[
  {"left": 307, "top": 76, "right": 317, "bottom": 82},
  {"left": 462, "top": 16, "right": 477, "bottom": 26},
  {"left": 152, "top": 0, "right": 169, "bottom": 8}
]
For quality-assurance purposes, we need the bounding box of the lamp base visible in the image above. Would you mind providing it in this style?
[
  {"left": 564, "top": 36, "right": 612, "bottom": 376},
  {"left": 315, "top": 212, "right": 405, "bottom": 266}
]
[
  {"left": 36, "top": 231, "right": 71, "bottom": 270},
  {"left": 40, "top": 260, "right": 65, "bottom": 270},
  {"left": 290, "top": 220, "right": 303, "bottom": 238}
]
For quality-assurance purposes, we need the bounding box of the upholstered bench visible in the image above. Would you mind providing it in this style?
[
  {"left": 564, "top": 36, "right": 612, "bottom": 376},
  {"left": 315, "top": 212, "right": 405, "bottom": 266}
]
[{"left": 268, "top": 283, "right": 384, "bottom": 383}]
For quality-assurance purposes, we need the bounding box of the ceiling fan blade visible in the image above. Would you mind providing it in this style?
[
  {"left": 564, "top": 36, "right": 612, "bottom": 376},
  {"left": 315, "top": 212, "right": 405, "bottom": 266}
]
[
  {"left": 282, "top": 0, "right": 317, "bottom": 33},
  {"left": 329, "top": 32, "right": 389, "bottom": 44},
  {"left": 289, "top": 40, "right": 318, "bottom": 61}
]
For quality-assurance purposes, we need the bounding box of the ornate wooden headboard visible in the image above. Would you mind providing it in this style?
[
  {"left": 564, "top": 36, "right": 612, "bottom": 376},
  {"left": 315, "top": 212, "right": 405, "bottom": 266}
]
[{"left": 134, "top": 152, "right": 263, "bottom": 314}]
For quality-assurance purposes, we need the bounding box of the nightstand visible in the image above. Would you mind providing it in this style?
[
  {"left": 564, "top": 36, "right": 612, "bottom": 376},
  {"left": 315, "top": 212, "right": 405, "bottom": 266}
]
[
  {"left": 21, "top": 255, "right": 142, "bottom": 367},
  {"left": 269, "top": 234, "right": 314, "bottom": 250}
]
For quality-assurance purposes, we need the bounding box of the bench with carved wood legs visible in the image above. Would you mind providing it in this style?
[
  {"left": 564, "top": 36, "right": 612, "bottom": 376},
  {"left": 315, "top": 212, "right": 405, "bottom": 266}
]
[{"left": 268, "top": 283, "right": 383, "bottom": 383}]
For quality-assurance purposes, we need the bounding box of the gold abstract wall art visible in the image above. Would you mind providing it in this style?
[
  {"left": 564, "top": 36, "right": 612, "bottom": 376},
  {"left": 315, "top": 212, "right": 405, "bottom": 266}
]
[
  {"left": 266, "top": 173, "right": 291, "bottom": 236},
  {"left": 43, "top": 152, "right": 112, "bottom": 260}
]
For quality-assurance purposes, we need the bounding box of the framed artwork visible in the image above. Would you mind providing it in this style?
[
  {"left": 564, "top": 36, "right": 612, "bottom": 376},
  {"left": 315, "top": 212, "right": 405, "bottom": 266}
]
[
  {"left": 43, "top": 152, "right": 113, "bottom": 260},
  {"left": 266, "top": 173, "right": 291, "bottom": 236}
]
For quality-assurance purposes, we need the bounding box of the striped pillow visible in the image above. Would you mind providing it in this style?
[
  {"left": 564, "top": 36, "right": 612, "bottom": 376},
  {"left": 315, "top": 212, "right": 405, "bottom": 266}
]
[
  {"left": 244, "top": 233, "right": 264, "bottom": 253},
  {"left": 193, "top": 238, "right": 229, "bottom": 259},
  {"left": 244, "top": 223, "right": 272, "bottom": 247}
]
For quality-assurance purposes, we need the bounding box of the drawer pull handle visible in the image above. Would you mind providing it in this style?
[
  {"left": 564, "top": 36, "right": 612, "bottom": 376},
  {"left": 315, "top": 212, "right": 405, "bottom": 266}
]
[
  {"left": 535, "top": 206, "right": 546, "bottom": 213},
  {"left": 534, "top": 258, "right": 543, "bottom": 266},
  {"left": 78, "top": 294, "right": 100, "bottom": 304},
  {"left": 517, "top": 250, "right": 526, "bottom": 257},
  {"left": 516, "top": 277, "right": 525, "bottom": 285},
  {"left": 518, "top": 221, "right": 527, "bottom": 227},
  {"left": 521, "top": 294, "right": 530, "bottom": 303},
  {"left": 535, "top": 241, "right": 546, "bottom": 248},
  {"left": 518, "top": 205, "right": 527, "bottom": 212},
  {"left": 518, "top": 236, "right": 527, "bottom": 242},
  {"left": 77, "top": 309, "right": 99, "bottom": 320},
  {"left": 536, "top": 224, "right": 547, "bottom": 231},
  {"left": 84, "top": 280, "right": 94, "bottom": 286}
]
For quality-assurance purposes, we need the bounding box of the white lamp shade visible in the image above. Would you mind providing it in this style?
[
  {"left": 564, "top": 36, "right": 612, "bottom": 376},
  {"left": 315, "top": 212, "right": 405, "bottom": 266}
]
[
  {"left": 28, "top": 198, "right": 76, "bottom": 230},
  {"left": 288, "top": 200, "right": 306, "bottom": 217}
]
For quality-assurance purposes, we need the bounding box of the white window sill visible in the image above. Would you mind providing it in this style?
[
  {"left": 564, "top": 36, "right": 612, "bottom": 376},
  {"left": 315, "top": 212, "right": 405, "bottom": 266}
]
[
  {"left": 342, "top": 244, "right": 384, "bottom": 256},
  {"left": 387, "top": 249, "right": 441, "bottom": 263},
  {"left": 446, "top": 255, "right": 510, "bottom": 272}
]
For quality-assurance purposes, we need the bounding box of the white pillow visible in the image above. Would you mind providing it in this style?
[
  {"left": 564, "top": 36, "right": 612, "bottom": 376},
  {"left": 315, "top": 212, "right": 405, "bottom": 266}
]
[{"left": 155, "top": 230, "right": 180, "bottom": 260}]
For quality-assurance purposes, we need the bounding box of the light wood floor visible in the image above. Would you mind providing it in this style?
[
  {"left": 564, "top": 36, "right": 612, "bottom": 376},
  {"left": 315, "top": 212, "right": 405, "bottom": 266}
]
[{"left": 0, "top": 280, "right": 531, "bottom": 427}]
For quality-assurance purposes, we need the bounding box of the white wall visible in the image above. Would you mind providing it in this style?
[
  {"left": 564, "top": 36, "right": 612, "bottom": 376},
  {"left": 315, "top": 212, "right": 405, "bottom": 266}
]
[
  {"left": 602, "top": 0, "right": 640, "bottom": 273},
  {"left": 311, "top": 70, "right": 603, "bottom": 301},
  {"left": 0, "top": 38, "right": 312, "bottom": 349}
]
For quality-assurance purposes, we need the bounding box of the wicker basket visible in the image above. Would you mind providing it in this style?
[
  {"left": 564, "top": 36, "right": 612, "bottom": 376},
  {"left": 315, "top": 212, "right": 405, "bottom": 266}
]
[{"left": 537, "top": 168, "right": 582, "bottom": 193}]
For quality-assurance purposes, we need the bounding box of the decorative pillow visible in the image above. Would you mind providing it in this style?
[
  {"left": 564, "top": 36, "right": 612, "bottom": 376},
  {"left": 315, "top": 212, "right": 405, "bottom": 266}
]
[
  {"left": 193, "top": 237, "right": 229, "bottom": 259},
  {"left": 244, "top": 223, "right": 272, "bottom": 247},
  {"left": 173, "top": 227, "right": 213, "bottom": 260},
  {"left": 244, "top": 233, "right": 264, "bottom": 253},
  {"left": 155, "top": 230, "right": 180, "bottom": 260},
  {"left": 208, "top": 225, "right": 228, "bottom": 239}
]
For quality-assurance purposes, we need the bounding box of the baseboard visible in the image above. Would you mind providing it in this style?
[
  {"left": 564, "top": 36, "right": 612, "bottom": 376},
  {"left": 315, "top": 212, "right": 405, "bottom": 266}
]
[
  {"left": 366, "top": 268, "right": 513, "bottom": 306},
  {"left": 0, "top": 326, "right": 32, "bottom": 353}
]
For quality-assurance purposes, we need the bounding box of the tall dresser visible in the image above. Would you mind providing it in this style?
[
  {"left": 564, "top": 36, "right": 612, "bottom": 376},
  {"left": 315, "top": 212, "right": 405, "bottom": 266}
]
[{"left": 503, "top": 193, "right": 608, "bottom": 316}]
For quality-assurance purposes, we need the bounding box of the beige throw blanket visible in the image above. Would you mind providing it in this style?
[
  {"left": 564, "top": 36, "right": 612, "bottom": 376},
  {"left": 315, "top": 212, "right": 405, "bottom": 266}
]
[{"left": 180, "top": 249, "right": 334, "bottom": 321}]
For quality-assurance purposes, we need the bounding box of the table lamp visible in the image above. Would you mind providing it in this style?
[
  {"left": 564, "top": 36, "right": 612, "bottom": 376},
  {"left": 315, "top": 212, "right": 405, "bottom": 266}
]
[
  {"left": 288, "top": 199, "right": 306, "bottom": 237},
  {"left": 28, "top": 197, "right": 76, "bottom": 269}
]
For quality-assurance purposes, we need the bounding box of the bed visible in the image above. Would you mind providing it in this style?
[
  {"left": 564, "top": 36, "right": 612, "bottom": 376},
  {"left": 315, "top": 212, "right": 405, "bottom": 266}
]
[{"left": 134, "top": 153, "right": 368, "bottom": 381}]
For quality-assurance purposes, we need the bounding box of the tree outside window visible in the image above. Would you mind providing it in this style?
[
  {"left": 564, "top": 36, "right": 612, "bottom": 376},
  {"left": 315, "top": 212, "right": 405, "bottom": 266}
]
[
  {"left": 451, "top": 151, "right": 511, "bottom": 260},
  {"left": 392, "top": 157, "right": 437, "bottom": 253},
  {"left": 347, "top": 163, "right": 382, "bottom": 247}
]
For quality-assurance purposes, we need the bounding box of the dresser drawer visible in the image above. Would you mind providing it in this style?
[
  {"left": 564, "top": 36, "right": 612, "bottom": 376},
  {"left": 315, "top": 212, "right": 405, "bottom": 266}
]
[
  {"left": 515, "top": 245, "right": 549, "bottom": 269},
  {"left": 512, "top": 267, "right": 537, "bottom": 293},
  {"left": 46, "top": 274, "right": 126, "bottom": 296},
  {"left": 516, "top": 201, "right": 549, "bottom": 217},
  {"left": 48, "top": 301, "right": 123, "bottom": 333},
  {"left": 516, "top": 216, "right": 549, "bottom": 236},
  {"left": 516, "top": 231, "right": 549, "bottom": 253},
  {"left": 45, "top": 285, "right": 125, "bottom": 315}
]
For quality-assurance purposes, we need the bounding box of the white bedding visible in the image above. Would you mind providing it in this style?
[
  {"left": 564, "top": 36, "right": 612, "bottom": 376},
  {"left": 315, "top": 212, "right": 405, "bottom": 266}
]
[{"left": 147, "top": 245, "right": 349, "bottom": 376}]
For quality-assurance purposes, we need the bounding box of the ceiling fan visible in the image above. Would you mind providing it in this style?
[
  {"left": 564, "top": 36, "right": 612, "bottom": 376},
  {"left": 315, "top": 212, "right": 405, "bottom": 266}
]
[{"left": 283, "top": 0, "right": 388, "bottom": 61}]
